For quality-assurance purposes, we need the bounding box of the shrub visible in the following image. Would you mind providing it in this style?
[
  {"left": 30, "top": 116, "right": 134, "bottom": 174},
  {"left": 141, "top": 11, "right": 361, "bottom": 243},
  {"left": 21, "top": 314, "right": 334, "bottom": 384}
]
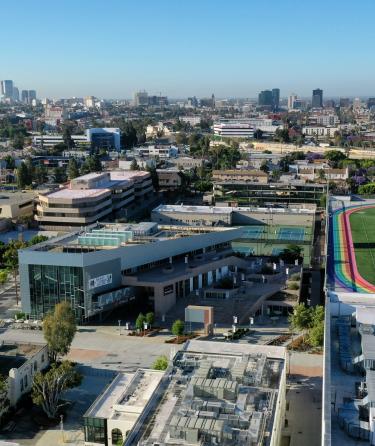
[
  {"left": 135, "top": 313, "right": 146, "bottom": 331},
  {"left": 288, "top": 282, "right": 299, "bottom": 290},
  {"left": 290, "top": 273, "right": 300, "bottom": 281},
  {"left": 153, "top": 355, "right": 168, "bottom": 370}
]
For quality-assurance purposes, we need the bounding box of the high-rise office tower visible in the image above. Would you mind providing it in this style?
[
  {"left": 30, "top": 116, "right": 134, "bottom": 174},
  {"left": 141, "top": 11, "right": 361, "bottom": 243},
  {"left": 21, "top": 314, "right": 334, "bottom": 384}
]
[
  {"left": 1, "top": 80, "right": 14, "bottom": 99},
  {"left": 134, "top": 91, "right": 148, "bottom": 106},
  {"left": 312, "top": 89, "right": 323, "bottom": 108},
  {"left": 258, "top": 90, "right": 273, "bottom": 107},
  {"left": 21, "top": 90, "right": 29, "bottom": 103},
  {"left": 339, "top": 98, "right": 350, "bottom": 108},
  {"left": 12, "top": 87, "right": 19, "bottom": 102},
  {"left": 288, "top": 93, "right": 298, "bottom": 110},
  {"left": 272, "top": 88, "right": 280, "bottom": 110},
  {"left": 28, "top": 90, "right": 37, "bottom": 104}
]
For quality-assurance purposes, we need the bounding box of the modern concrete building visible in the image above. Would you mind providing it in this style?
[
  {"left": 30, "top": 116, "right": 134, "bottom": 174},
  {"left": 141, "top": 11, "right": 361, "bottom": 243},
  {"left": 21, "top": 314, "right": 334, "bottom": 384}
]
[
  {"left": 19, "top": 223, "right": 245, "bottom": 320},
  {"left": 131, "top": 340, "right": 286, "bottom": 446},
  {"left": 152, "top": 204, "right": 315, "bottom": 228},
  {"left": 0, "top": 192, "right": 36, "bottom": 220},
  {"left": 213, "top": 121, "right": 255, "bottom": 138},
  {"left": 33, "top": 128, "right": 121, "bottom": 151},
  {"left": 35, "top": 170, "right": 153, "bottom": 229},
  {"left": 213, "top": 180, "right": 326, "bottom": 206}
]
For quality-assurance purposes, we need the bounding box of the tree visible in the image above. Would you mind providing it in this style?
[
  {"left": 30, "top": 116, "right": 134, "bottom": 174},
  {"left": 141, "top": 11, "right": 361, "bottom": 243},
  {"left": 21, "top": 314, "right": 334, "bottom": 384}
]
[
  {"left": 325, "top": 150, "right": 347, "bottom": 167},
  {"left": 67, "top": 158, "right": 79, "bottom": 180},
  {"left": 3, "top": 240, "right": 26, "bottom": 305},
  {"left": 32, "top": 361, "right": 82, "bottom": 419},
  {"left": 52, "top": 166, "right": 67, "bottom": 184},
  {"left": 130, "top": 159, "right": 139, "bottom": 171},
  {"left": 146, "top": 312, "right": 155, "bottom": 328},
  {"left": 33, "top": 165, "right": 48, "bottom": 185},
  {"left": 171, "top": 319, "right": 184, "bottom": 341},
  {"left": 254, "top": 129, "right": 263, "bottom": 140},
  {"left": 135, "top": 312, "right": 146, "bottom": 331},
  {"left": 0, "top": 375, "right": 9, "bottom": 419},
  {"left": 4, "top": 155, "right": 15, "bottom": 169},
  {"left": 29, "top": 235, "right": 48, "bottom": 246},
  {"left": 358, "top": 183, "right": 375, "bottom": 195},
  {"left": 62, "top": 126, "right": 75, "bottom": 150},
  {"left": 153, "top": 355, "right": 168, "bottom": 370},
  {"left": 317, "top": 169, "right": 326, "bottom": 181},
  {"left": 309, "top": 320, "right": 324, "bottom": 347},
  {"left": 43, "top": 302, "right": 77, "bottom": 362},
  {"left": 16, "top": 162, "right": 31, "bottom": 188},
  {"left": 275, "top": 128, "right": 290, "bottom": 143},
  {"left": 12, "top": 133, "right": 24, "bottom": 150},
  {"left": 175, "top": 132, "right": 188, "bottom": 145},
  {"left": 0, "top": 270, "right": 7, "bottom": 284},
  {"left": 289, "top": 304, "right": 312, "bottom": 332},
  {"left": 280, "top": 244, "right": 302, "bottom": 264},
  {"left": 260, "top": 160, "right": 269, "bottom": 173},
  {"left": 146, "top": 166, "right": 159, "bottom": 190}
]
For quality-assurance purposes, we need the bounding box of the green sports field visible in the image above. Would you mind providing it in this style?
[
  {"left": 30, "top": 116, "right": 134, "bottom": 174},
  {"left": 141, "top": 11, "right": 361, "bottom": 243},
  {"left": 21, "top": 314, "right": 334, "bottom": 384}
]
[{"left": 349, "top": 207, "right": 375, "bottom": 284}]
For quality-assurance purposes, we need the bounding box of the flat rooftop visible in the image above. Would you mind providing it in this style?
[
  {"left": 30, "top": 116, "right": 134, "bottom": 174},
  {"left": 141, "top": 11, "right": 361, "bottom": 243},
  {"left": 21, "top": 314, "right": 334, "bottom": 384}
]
[
  {"left": 43, "top": 188, "right": 110, "bottom": 200},
  {"left": 84, "top": 369, "right": 164, "bottom": 420},
  {"left": 0, "top": 192, "right": 37, "bottom": 205},
  {"left": 137, "top": 340, "right": 285, "bottom": 446},
  {"left": 0, "top": 342, "right": 45, "bottom": 376},
  {"left": 153, "top": 204, "right": 316, "bottom": 214},
  {"left": 22, "top": 222, "right": 234, "bottom": 253}
]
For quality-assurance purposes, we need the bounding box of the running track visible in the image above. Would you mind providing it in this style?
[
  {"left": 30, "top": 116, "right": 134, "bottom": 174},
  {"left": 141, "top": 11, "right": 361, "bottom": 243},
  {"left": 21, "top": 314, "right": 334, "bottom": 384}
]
[{"left": 328, "top": 203, "right": 375, "bottom": 293}]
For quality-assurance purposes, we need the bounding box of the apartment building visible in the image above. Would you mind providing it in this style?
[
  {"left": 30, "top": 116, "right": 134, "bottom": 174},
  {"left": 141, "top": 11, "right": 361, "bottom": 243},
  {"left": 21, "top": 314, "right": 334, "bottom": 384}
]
[
  {"left": 36, "top": 170, "right": 153, "bottom": 229},
  {"left": 302, "top": 126, "right": 339, "bottom": 138},
  {"left": 156, "top": 169, "right": 183, "bottom": 190},
  {"left": 135, "top": 144, "right": 178, "bottom": 158},
  {"left": 212, "top": 169, "right": 268, "bottom": 184}
]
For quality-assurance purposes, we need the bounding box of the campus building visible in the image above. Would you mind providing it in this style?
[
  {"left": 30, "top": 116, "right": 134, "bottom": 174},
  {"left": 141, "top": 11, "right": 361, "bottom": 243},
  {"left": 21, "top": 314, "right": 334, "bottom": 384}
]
[
  {"left": 128, "top": 341, "right": 286, "bottom": 446},
  {"left": 323, "top": 197, "right": 375, "bottom": 445},
  {"left": 32, "top": 128, "right": 121, "bottom": 151},
  {"left": 19, "top": 223, "right": 245, "bottom": 321},
  {"left": 213, "top": 180, "right": 326, "bottom": 206},
  {"left": 35, "top": 170, "right": 153, "bottom": 229},
  {"left": 152, "top": 204, "right": 315, "bottom": 265}
]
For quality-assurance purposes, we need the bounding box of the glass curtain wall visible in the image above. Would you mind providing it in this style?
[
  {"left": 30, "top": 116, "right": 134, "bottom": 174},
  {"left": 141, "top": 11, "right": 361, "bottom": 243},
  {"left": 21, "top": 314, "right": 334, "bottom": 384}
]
[{"left": 29, "top": 264, "right": 84, "bottom": 320}]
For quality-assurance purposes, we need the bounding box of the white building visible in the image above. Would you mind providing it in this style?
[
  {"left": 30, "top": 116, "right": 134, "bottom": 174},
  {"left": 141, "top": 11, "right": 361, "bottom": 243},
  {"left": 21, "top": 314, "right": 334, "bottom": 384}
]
[
  {"left": 135, "top": 145, "right": 178, "bottom": 158},
  {"left": 0, "top": 342, "right": 49, "bottom": 411},
  {"left": 302, "top": 126, "right": 339, "bottom": 138},
  {"left": 83, "top": 369, "right": 164, "bottom": 446},
  {"left": 180, "top": 116, "right": 201, "bottom": 126},
  {"left": 213, "top": 121, "right": 254, "bottom": 138},
  {"left": 33, "top": 128, "right": 121, "bottom": 151}
]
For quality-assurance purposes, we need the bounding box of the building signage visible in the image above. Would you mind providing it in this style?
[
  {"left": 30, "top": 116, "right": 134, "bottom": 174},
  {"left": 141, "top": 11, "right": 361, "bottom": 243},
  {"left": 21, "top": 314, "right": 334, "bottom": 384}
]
[{"left": 88, "top": 273, "right": 112, "bottom": 290}]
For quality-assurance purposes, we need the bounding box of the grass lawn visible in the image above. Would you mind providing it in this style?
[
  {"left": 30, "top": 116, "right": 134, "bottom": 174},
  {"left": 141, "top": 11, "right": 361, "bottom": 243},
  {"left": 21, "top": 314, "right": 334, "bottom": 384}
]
[{"left": 350, "top": 207, "right": 375, "bottom": 285}]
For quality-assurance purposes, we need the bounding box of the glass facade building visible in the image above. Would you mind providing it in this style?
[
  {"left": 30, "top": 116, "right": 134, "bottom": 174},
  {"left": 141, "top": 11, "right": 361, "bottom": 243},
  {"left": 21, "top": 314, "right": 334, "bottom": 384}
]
[{"left": 28, "top": 264, "right": 84, "bottom": 319}]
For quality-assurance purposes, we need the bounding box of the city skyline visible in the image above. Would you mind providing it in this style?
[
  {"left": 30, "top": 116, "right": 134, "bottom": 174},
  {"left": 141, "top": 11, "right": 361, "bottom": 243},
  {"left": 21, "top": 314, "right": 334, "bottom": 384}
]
[{"left": 1, "top": 0, "right": 375, "bottom": 98}]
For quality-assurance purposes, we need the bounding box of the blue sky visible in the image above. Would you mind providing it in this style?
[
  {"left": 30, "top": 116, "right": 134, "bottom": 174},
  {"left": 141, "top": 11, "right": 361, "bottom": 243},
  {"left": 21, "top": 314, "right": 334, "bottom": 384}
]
[{"left": 1, "top": 0, "right": 375, "bottom": 99}]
